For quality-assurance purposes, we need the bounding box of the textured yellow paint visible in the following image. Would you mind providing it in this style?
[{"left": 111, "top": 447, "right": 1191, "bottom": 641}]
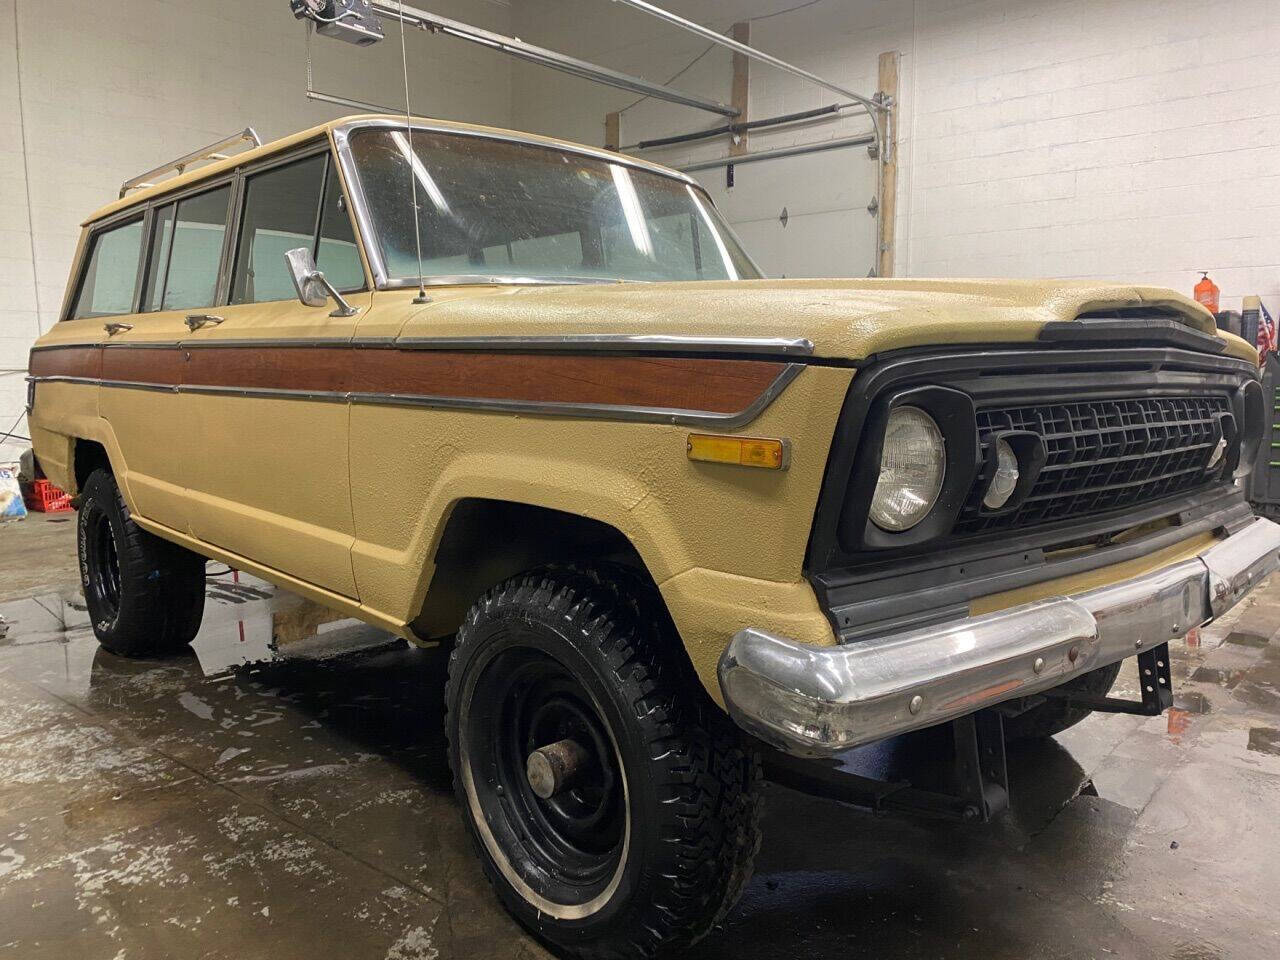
[
  {"left": 381, "top": 274, "right": 1255, "bottom": 364},
  {"left": 129, "top": 513, "right": 406, "bottom": 637},
  {"left": 661, "top": 567, "right": 837, "bottom": 705},
  {"left": 178, "top": 293, "right": 375, "bottom": 598},
  {"left": 348, "top": 364, "right": 855, "bottom": 629}
]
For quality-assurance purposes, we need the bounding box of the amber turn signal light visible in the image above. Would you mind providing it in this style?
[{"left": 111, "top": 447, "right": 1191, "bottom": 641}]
[{"left": 687, "top": 434, "right": 790, "bottom": 470}]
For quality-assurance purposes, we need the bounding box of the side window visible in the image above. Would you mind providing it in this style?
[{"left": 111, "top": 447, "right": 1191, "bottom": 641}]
[
  {"left": 160, "top": 186, "right": 232, "bottom": 311},
  {"left": 316, "top": 163, "right": 365, "bottom": 292},
  {"left": 70, "top": 219, "right": 143, "bottom": 319},
  {"left": 231, "top": 155, "right": 326, "bottom": 304}
]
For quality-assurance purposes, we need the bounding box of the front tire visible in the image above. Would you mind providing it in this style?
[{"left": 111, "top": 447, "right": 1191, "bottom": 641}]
[
  {"left": 445, "top": 565, "right": 761, "bottom": 959},
  {"left": 77, "top": 468, "right": 206, "bottom": 657}
]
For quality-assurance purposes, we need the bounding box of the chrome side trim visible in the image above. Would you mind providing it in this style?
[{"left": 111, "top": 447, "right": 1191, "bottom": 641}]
[
  {"left": 389, "top": 335, "right": 817, "bottom": 356},
  {"left": 383, "top": 275, "right": 624, "bottom": 289},
  {"left": 101, "top": 380, "right": 178, "bottom": 394},
  {"left": 348, "top": 364, "right": 799, "bottom": 428},
  {"left": 719, "top": 517, "right": 1280, "bottom": 757},
  {"left": 28, "top": 362, "right": 803, "bottom": 428},
  {"left": 28, "top": 375, "right": 100, "bottom": 386},
  {"left": 32, "top": 335, "right": 816, "bottom": 357},
  {"left": 180, "top": 384, "right": 348, "bottom": 404},
  {"left": 178, "top": 338, "right": 351, "bottom": 350}
]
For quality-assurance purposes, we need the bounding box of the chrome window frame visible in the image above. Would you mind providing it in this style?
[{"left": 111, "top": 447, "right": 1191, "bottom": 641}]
[
  {"left": 227, "top": 144, "right": 367, "bottom": 306},
  {"left": 63, "top": 210, "right": 148, "bottom": 322},
  {"left": 65, "top": 137, "right": 372, "bottom": 322},
  {"left": 330, "top": 118, "right": 764, "bottom": 290}
]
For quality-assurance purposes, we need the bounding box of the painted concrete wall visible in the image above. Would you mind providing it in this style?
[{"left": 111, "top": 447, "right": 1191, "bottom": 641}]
[
  {"left": 510, "top": 0, "right": 1279, "bottom": 306},
  {"left": 1, "top": 0, "right": 513, "bottom": 462}
]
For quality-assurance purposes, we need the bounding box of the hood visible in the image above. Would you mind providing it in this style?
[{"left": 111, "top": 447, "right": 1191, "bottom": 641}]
[{"left": 393, "top": 278, "right": 1255, "bottom": 364}]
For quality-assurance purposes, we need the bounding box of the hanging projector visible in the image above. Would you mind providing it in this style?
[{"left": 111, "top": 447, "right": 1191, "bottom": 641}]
[{"left": 290, "top": 0, "right": 385, "bottom": 46}]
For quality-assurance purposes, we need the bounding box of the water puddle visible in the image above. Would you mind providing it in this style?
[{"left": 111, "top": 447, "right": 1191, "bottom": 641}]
[
  {"left": 0, "top": 567, "right": 394, "bottom": 693},
  {"left": 1246, "top": 726, "right": 1280, "bottom": 757}
]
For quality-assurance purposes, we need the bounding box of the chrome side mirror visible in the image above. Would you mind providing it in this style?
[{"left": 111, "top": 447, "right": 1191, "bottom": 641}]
[{"left": 284, "top": 247, "right": 359, "bottom": 318}]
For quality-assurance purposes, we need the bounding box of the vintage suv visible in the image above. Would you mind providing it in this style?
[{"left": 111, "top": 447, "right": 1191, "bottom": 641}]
[{"left": 27, "top": 115, "right": 1280, "bottom": 957}]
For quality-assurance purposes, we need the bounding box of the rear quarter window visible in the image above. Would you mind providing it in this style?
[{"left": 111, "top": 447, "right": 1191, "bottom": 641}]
[{"left": 70, "top": 219, "right": 143, "bottom": 319}]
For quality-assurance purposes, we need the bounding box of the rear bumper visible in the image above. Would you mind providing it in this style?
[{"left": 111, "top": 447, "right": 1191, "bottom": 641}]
[{"left": 718, "top": 517, "right": 1280, "bottom": 757}]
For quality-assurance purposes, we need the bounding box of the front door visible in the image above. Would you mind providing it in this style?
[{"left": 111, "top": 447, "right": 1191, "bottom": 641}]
[{"left": 181, "top": 148, "right": 370, "bottom": 598}]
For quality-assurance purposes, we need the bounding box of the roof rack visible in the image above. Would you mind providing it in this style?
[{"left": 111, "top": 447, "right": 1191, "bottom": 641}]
[{"left": 118, "top": 128, "right": 263, "bottom": 198}]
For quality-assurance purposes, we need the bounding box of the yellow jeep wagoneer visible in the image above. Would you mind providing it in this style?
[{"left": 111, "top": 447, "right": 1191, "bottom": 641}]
[{"left": 27, "top": 115, "right": 1280, "bottom": 958}]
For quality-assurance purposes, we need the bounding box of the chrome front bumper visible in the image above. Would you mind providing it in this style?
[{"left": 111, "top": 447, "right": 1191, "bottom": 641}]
[{"left": 718, "top": 517, "right": 1280, "bottom": 757}]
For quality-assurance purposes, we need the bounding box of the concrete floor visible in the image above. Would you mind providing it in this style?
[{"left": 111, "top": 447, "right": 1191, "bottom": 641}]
[{"left": 2, "top": 512, "right": 1279, "bottom": 959}]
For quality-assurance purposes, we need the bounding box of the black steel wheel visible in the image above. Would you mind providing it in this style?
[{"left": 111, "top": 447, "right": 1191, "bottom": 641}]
[
  {"left": 77, "top": 468, "right": 207, "bottom": 658},
  {"left": 82, "top": 503, "right": 123, "bottom": 622},
  {"left": 446, "top": 565, "right": 761, "bottom": 959}
]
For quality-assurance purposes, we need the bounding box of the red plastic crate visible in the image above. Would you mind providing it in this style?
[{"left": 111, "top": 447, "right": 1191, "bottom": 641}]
[{"left": 23, "top": 479, "right": 73, "bottom": 513}]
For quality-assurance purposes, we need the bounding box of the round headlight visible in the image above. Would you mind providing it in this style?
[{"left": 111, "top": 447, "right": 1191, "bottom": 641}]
[
  {"left": 982, "top": 438, "right": 1020, "bottom": 510},
  {"left": 869, "top": 406, "right": 946, "bottom": 532}
]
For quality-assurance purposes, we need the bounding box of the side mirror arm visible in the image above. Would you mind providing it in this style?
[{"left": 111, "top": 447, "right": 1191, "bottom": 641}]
[{"left": 313, "top": 272, "right": 360, "bottom": 318}]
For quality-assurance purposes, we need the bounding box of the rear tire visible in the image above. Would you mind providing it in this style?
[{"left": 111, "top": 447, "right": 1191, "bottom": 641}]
[
  {"left": 1004, "top": 660, "right": 1124, "bottom": 741},
  {"left": 445, "top": 565, "right": 761, "bottom": 959},
  {"left": 77, "top": 468, "right": 206, "bottom": 657}
]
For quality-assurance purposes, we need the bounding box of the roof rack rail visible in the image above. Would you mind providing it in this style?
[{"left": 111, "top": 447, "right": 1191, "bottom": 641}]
[{"left": 118, "top": 128, "right": 263, "bottom": 198}]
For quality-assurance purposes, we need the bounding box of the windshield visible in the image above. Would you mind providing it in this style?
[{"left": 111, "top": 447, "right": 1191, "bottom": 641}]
[{"left": 346, "top": 128, "right": 761, "bottom": 285}]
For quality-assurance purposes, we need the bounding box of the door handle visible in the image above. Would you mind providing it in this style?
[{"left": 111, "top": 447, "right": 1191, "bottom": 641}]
[
  {"left": 185, "top": 314, "right": 225, "bottom": 331},
  {"left": 103, "top": 321, "right": 134, "bottom": 335}
]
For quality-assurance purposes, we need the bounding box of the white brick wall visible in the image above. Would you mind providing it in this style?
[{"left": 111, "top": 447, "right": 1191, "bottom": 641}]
[
  {"left": 509, "top": 0, "right": 1279, "bottom": 312},
  {"left": 906, "top": 0, "right": 1280, "bottom": 306},
  {"left": 0, "top": 0, "right": 513, "bottom": 462}
]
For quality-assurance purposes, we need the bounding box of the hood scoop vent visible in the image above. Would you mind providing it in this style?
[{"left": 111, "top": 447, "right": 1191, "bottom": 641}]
[{"left": 1040, "top": 305, "right": 1228, "bottom": 355}]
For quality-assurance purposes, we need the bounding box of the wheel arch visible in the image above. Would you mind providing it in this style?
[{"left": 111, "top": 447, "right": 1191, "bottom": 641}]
[
  {"left": 74, "top": 437, "right": 113, "bottom": 491},
  {"left": 410, "top": 498, "right": 660, "bottom": 642}
]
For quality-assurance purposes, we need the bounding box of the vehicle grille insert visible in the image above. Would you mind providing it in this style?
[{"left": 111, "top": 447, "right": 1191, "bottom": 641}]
[{"left": 954, "top": 395, "right": 1231, "bottom": 535}]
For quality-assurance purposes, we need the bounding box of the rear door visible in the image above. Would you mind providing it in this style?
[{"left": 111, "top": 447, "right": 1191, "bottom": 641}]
[
  {"left": 181, "top": 146, "right": 370, "bottom": 598},
  {"left": 94, "top": 184, "right": 237, "bottom": 532}
]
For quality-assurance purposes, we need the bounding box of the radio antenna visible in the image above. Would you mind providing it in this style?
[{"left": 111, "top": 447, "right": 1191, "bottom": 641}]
[{"left": 398, "top": 1, "right": 430, "bottom": 304}]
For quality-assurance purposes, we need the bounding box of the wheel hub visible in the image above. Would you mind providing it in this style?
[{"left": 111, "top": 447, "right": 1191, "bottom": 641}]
[{"left": 526, "top": 738, "right": 590, "bottom": 799}]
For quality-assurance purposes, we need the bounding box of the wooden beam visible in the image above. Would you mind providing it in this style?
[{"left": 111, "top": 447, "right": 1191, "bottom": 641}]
[
  {"left": 729, "top": 22, "right": 750, "bottom": 157},
  {"left": 604, "top": 111, "right": 621, "bottom": 151},
  {"left": 876, "top": 50, "right": 900, "bottom": 278}
]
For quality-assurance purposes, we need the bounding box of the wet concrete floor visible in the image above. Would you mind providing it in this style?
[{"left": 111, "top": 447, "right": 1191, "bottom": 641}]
[{"left": 2, "top": 512, "right": 1279, "bottom": 959}]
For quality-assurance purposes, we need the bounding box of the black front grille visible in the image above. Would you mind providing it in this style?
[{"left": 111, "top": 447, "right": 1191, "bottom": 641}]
[{"left": 954, "top": 395, "right": 1231, "bottom": 535}]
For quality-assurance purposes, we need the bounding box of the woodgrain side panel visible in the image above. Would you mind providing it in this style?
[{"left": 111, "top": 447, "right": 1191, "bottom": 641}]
[
  {"left": 101, "top": 345, "right": 183, "bottom": 386},
  {"left": 28, "top": 345, "right": 101, "bottom": 380},
  {"left": 35, "top": 343, "right": 788, "bottom": 416},
  {"left": 185, "top": 346, "right": 352, "bottom": 394},
  {"left": 349, "top": 351, "right": 785, "bottom": 413}
]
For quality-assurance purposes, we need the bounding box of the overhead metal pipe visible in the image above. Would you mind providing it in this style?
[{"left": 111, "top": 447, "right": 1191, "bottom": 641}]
[
  {"left": 366, "top": 1, "right": 739, "bottom": 117},
  {"left": 307, "top": 89, "right": 402, "bottom": 115},
  {"left": 609, "top": 0, "right": 886, "bottom": 118},
  {"left": 631, "top": 103, "right": 844, "bottom": 151},
  {"left": 678, "top": 133, "right": 875, "bottom": 173}
]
